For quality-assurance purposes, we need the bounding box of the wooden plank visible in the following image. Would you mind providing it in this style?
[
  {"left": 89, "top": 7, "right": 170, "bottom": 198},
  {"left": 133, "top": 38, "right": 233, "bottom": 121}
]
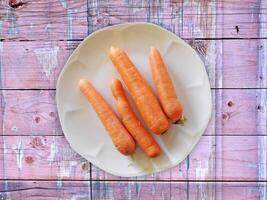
[
  {"left": 2, "top": 89, "right": 264, "bottom": 136},
  {"left": 0, "top": 0, "right": 88, "bottom": 41},
  {"left": 0, "top": 0, "right": 265, "bottom": 41},
  {"left": 257, "top": 2, "right": 267, "bottom": 199},
  {"left": 183, "top": 0, "right": 264, "bottom": 39},
  {"left": 91, "top": 181, "right": 266, "bottom": 200},
  {"left": 2, "top": 90, "right": 63, "bottom": 136},
  {"left": 0, "top": 181, "right": 264, "bottom": 200},
  {"left": 0, "top": 134, "right": 263, "bottom": 181},
  {"left": 87, "top": 0, "right": 267, "bottom": 39},
  {"left": 0, "top": 39, "right": 263, "bottom": 89},
  {"left": 92, "top": 135, "right": 263, "bottom": 181},
  {"left": 92, "top": 181, "right": 187, "bottom": 200},
  {"left": 1, "top": 41, "right": 79, "bottom": 89},
  {"left": 0, "top": 180, "right": 91, "bottom": 200}
]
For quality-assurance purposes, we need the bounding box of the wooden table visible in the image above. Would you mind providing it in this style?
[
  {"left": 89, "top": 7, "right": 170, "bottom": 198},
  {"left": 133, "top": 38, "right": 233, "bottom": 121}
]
[{"left": 0, "top": 0, "right": 266, "bottom": 199}]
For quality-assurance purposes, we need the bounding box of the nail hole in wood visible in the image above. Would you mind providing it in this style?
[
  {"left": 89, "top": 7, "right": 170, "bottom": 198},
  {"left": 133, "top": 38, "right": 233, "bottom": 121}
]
[{"left": 235, "top": 25, "right": 239, "bottom": 33}]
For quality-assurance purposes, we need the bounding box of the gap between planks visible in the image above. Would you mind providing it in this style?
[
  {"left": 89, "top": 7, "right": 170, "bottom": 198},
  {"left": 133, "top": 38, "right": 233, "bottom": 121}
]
[
  {"left": 2, "top": 37, "right": 267, "bottom": 42},
  {"left": 0, "top": 88, "right": 266, "bottom": 91},
  {"left": 0, "top": 179, "right": 267, "bottom": 183}
]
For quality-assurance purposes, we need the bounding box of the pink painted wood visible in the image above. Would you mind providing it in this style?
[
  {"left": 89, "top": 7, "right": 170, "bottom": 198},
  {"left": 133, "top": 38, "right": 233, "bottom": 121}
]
[
  {"left": 0, "top": 0, "right": 266, "bottom": 199},
  {"left": 0, "top": 39, "right": 263, "bottom": 89},
  {"left": 0, "top": 0, "right": 88, "bottom": 41},
  {"left": 0, "top": 181, "right": 265, "bottom": 200},
  {"left": 0, "top": 180, "right": 91, "bottom": 199},
  {"left": 0, "top": 135, "right": 265, "bottom": 181},
  {"left": 1, "top": 90, "right": 264, "bottom": 136}
]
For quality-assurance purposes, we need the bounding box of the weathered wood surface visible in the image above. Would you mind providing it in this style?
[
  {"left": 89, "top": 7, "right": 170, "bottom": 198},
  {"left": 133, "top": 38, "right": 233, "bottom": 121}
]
[
  {"left": 0, "top": 39, "right": 264, "bottom": 89},
  {"left": 0, "top": 0, "right": 88, "bottom": 41},
  {"left": 0, "top": 181, "right": 265, "bottom": 200},
  {"left": 0, "top": 0, "right": 266, "bottom": 41},
  {"left": 0, "top": 0, "right": 267, "bottom": 199},
  {"left": 1, "top": 89, "right": 265, "bottom": 136},
  {"left": 91, "top": 181, "right": 267, "bottom": 200},
  {"left": 0, "top": 180, "right": 91, "bottom": 200},
  {"left": 0, "top": 135, "right": 266, "bottom": 181}
]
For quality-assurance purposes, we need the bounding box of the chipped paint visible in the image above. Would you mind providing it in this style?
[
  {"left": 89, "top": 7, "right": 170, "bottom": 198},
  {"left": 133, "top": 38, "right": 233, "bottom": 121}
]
[
  {"left": 6, "top": 7, "right": 19, "bottom": 36},
  {"left": 59, "top": 161, "right": 77, "bottom": 178},
  {"left": 4, "top": 180, "right": 11, "bottom": 200},
  {"left": 196, "top": 161, "right": 209, "bottom": 180},
  {"left": 136, "top": 183, "right": 142, "bottom": 200},
  {"left": 34, "top": 47, "right": 59, "bottom": 78},
  {"left": 67, "top": 9, "right": 73, "bottom": 41},
  {"left": 257, "top": 1, "right": 267, "bottom": 199},
  {"left": 47, "top": 136, "right": 57, "bottom": 165},
  {"left": 70, "top": 192, "right": 88, "bottom": 200},
  {"left": 44, "top": 24, "right": 52, "bottom": 32},
  {"left": 59, "top": 0, "right": 67, "bottom": 9},
  {"left": 57, "top": 180, "right": 63, "bottom": 188},
  {"left": 11, "top": 126, "right": 18, "bottom": 132},
  {"left": 12, "top": 139, "right": 24, "bottom": 169}
]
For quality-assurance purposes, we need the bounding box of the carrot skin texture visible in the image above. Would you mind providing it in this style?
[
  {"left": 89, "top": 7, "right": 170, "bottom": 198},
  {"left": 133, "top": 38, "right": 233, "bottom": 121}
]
[
  {"left": 109, "top": 79, "right": 161, "bottom": 158},
  {"left": 79, "top": 79, "right": 135, "bottom": 155},
  {"left": 109, "top": 47, "right": 169, "bottom": 135},
  {"left": 149, "top": 47, "right": 183, "bottom": 121}
]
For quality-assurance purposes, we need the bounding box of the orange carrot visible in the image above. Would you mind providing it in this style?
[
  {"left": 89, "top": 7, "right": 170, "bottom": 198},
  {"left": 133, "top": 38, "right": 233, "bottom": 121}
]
[
  {"left": 109, "top": 79, "right": 161, "bottom": 157},
  {"left": 79, "top": 79, "right": 135, "bottom": 155},
  {"left": 109, "top": 47, "right": 169, "bottom": 135},
  {"left": 149, "top": 47, "right": 183, "bottom": 121}
]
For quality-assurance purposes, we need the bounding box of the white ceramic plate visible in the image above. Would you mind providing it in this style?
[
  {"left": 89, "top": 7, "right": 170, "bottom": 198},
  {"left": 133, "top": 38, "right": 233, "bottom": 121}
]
[{"left": 56, "top": 22, "right": 212, "bottom": 177}]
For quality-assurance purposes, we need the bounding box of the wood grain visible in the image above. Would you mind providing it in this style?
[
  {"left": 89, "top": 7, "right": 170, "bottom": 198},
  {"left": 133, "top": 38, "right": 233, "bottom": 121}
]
[
  {"left": 0, "top": 180, "right": 91, "bottom": 200},
  {"left": 0, "top": 135, "right": 265, "bottom": 181},
  {"left": 0, "top": 0, "right": 266, "bottom": 198},
  {"left": 0, "top": 181, "right": 264, "bottom": 200},
  {"left": 0, "top": 0, "right": 88, "bottom": 41},
  {"left": 0, "top": 0, "right": 266, "bottom": 41},
  {"left": 2, "top": 89, "right": 265, "bottom": 136},
  {"left": 0, "top": 39, "right": 264, "bottom": 89},
  {"left": 91, "top": 181, "right": 266, "bottom": 200}
]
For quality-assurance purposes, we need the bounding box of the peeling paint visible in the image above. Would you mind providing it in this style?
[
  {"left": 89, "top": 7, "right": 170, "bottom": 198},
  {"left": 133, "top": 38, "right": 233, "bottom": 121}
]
[
  {"left": 59, "top": 161, "right": 77, "bottom": 178},
  {"left": 196, "top": 161, "right": 208, "bottom": 180},
  {"left": 11, "top": 126, "right": 18, "bottom": 132},
  {"left": 136, "top": 184, "right": 142, "bottom": 200},
  {"left": 44, "top": 24, "right": 52, "bottom": 32},
  {"left": 34, "top": 47, "right": 59, "bottom": 78},
  {"left": 59, "top": 0, "right": 67, "bottom": 9},
  {"left": 257, "top": 1, "right": 267, "bottom": 199},
  {"left": 70, "top": 192, "right": 88, "bottom": 200},
  {"left": 6, "top": 8, "right": 19, "bottom": 36},
  {"left": 47, "top": 136, "right": 57, "bottom": 165},
  {"left": 4, "top": 180, "right": 11, "bottom": 200},
  {"left": 67, "top": 9, "right": 73, "bottom": 41},
  {"left": 13, "top": 140, "right": 24, "bottom": 169},
  {"left": 57, "top": 180, "right": 63, "bottom": 188}
]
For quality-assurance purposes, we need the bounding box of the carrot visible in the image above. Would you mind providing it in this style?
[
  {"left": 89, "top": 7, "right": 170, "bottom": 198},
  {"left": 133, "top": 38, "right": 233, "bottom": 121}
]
[
  {"left": 109, "top": 79, "right": 161, "bottom": 158},
  {"left": 79, "top": 79, "right": 135, "bottom": 155},
  {"left": 108, "top": 47, "right": 169, "bottom": 135},
  {"left": 149, "top": 47, "right": 183, "bottom": 121}
]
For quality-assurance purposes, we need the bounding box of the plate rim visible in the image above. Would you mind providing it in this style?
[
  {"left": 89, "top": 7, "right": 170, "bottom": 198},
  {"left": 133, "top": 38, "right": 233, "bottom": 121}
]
[{"left": 56, "top": 22, "right": 213, "bottom": 177}]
